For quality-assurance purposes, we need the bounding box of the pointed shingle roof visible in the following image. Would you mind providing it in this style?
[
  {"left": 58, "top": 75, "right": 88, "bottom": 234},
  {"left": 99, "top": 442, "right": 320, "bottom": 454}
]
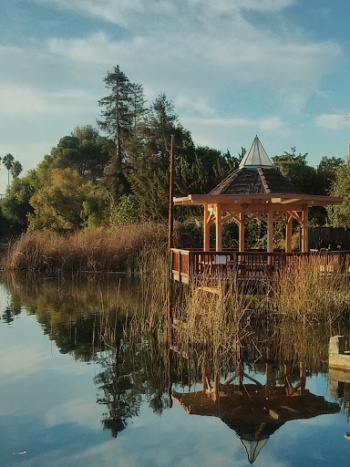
[{"left": 209, "top": 136, "right": 302, "bottom": 196}]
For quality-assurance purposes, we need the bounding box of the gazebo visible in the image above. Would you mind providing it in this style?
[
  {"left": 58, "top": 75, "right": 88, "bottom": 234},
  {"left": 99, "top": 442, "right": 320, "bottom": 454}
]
[{"left": 171, "top": 136, "right": 343, "bottom": 284}]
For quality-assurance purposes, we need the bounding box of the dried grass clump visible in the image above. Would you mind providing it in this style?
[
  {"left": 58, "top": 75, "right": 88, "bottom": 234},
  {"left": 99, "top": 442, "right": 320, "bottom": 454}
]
[
  {"left": 4, "top": 223, "right": 167, "bottom": 272},
  {"left": 172, "top": 278, "right": 258, "bottom": 356},
  {"left": 273, "top": 256, "right": 350, "bottom": 322}
]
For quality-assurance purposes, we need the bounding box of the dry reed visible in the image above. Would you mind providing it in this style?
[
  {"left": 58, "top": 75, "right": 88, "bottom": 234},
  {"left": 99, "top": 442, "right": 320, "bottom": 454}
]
[
  {"left": 273, "top": 255, "right": 350, "bottom": 322},
  {"left": 3, "top": 223, "right": 167, "bottom": 272}
]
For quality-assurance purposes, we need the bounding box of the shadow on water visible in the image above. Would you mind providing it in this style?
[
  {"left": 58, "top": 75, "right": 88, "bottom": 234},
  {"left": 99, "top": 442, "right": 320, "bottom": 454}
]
[{"left": 2, "top": 271, "right": 350, "bottom": 463}]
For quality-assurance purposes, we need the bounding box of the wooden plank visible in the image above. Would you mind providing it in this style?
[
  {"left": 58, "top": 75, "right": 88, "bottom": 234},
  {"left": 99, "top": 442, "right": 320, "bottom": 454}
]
[{"left": 329, "top": 354, "right": 350, "bottom": 371}]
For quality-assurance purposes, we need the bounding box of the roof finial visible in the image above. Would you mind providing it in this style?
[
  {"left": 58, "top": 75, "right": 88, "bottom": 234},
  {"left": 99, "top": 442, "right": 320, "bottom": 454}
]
[{"left": 239, "top": 136, "right": 273, "bottom": 168}]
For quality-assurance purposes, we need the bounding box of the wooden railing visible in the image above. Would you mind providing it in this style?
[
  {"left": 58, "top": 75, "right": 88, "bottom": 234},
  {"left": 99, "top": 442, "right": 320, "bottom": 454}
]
[{"left": 171, "top": 248, "right": 350, "bottom": 285}]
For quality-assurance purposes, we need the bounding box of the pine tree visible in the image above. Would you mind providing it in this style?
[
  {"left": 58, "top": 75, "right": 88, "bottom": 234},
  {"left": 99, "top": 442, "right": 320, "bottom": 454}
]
[{"left": 98, "top": 66, "right": 146, "bottom": 201}]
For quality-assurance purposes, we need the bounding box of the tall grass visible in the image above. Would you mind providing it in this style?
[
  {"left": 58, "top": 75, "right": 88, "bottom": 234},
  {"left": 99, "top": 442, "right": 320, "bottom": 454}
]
[
  {"left": 273, "top": 256, "right": 350, "bottom": 323},
  {"left": 3, "top": 223, "right": 167, "bottom": 272}
]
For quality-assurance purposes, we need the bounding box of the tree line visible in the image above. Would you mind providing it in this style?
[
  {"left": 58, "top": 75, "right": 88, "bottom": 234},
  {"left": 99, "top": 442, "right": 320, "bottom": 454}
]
[{"left": 0, "top": 65, "right": 349, "bottom": 237}]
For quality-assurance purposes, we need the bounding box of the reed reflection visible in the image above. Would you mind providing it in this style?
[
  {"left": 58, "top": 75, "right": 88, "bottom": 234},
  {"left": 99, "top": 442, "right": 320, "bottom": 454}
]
[{"left": 2, "top": 270, "right": 350, "bottom": 453}]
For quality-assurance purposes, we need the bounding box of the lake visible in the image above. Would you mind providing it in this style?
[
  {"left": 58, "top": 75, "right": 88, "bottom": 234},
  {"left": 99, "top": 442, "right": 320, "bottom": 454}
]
[{"left": 1, "top": 273, "right": 350, "bottom": 466}]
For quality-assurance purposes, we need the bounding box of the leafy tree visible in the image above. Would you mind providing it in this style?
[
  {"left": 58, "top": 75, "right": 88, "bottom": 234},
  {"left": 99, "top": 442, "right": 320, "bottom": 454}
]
[
  {"left": 109, "top": 194, "right": 140, "bottom": 227},
  {"left": 175, "top": 146, "right": 242, "bottom": 195},
  {"left": 47, "top": 126, "right": 112, "bottom": 182},
  {"left": 328, "top": 165, "right": 350, "bottom": 228},
  {"left": 28, "top": 168, "right": 99, "bottom": 232},
  {"left": 316, "top": 156, "right": 345, "bottom": 195},
  {"left": 272, "top": 147, "right": 317, "bottom": 194},
  {"left": 80, "top": 189, "right": 109, "bottom": 229},
  {"left": 0, "top": 170, "right": 39, "bottom": 232}
]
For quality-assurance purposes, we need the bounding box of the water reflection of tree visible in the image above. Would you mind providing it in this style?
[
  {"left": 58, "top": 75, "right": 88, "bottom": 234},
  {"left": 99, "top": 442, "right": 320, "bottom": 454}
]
[
  {"left": 0, "top": 271, "right": 173, "bottom": 438},
  {"left": 95, "top": 349, "right": 141, "bottom": 437},
  {"left": 0, "top": 271, "right": 141, "bottom": 360},
  {"left": 94, "top": 333, "right": 171, "bottom": 437},
  {"left": 0, "top": 289, "right": 22, "bottom": 324}
]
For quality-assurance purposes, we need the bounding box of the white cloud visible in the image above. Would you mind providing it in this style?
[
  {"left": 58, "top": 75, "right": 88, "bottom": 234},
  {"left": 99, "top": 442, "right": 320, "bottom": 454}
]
[
  {"left": 188, "top": 0, "right": 295, "bottom": 13},
  {"left": 45, "top": 397, "right": 102, "bottom": 430},
  {"left": 35, "top": 0, "right": 296, "bottom": 25},
  {"left": 0, "top": 0, "right": 345, "bottom": 173},
  {"left": 186, "top": 115, "right": 288, "bottom": 133},
  {"left": 182, "top": 115, "right": 289, "bottom": 152},
  {"left": 0, "top": 83, "right": 97, "bottom": 118},
  {"left": 315, "top": 113, "right": 350, "bottom": 130},
  {"left": 43, "top": 24, "right": 341, "bottom": 114}
]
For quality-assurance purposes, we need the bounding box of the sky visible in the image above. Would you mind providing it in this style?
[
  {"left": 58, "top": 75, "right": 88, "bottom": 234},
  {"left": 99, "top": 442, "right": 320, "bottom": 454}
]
[{"left": 1, "top": 0, "right": 350, "bottom": 192}]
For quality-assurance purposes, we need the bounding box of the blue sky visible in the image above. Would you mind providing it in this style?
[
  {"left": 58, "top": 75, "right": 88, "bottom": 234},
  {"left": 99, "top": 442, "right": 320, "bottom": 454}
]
[{"left": 1, "top": 0, "right": 350, "bottom": 192}]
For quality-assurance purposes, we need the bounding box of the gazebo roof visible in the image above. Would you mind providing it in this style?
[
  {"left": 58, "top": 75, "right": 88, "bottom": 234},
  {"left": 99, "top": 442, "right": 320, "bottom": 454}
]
[
  {"left": 209, "top": 135, "right": 302, "bottom": 196},
  {"left": 173, "top": 135, "right": 342, "bottom": 208}
]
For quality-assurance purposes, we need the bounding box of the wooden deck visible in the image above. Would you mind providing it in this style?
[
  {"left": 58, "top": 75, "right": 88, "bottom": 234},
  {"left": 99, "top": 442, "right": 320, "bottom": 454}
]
[{"left": 171, "top": 248, "right": 350, "bottom": 285}]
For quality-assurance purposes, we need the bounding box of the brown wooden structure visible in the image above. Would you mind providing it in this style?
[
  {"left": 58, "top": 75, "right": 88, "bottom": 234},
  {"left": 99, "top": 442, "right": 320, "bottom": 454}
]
[
  {"left": 171, "top": 248, "right": 350, "bottom": 285},
  {"left": 172, "top": 136, "right": 343, "bottom": 284}
]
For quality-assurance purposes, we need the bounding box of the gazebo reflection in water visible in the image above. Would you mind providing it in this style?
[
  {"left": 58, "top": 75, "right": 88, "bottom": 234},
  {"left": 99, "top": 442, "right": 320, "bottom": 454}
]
[
  {"left": 172, "top": 360, "right": 339, "bottom": 464},
  {"left": 171, "top": 136, "right": 346, "bottom": 286}
]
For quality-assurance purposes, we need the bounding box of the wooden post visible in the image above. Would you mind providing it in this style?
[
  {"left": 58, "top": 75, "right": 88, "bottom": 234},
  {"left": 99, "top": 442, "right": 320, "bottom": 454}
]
[
  {"left": 215, "top": 203, "right": 222, "bottom": 251},
  {"left": 301, "top": 206, "right": 308, "bottom": 252},
  {"left": 267, "top": 204, "right": 274, "bottom": 253},
  {"left": 168, "top": 134, "right": 175, "bottom": 249},
  {"left": 285, "top": 215, "right": 293, "bottom": 253},
  {"left": 238, "top": 212, "right": 245, "bottom": 252},
  {"left": 203, "top": 205, "right": 210, "bottom": 251}
]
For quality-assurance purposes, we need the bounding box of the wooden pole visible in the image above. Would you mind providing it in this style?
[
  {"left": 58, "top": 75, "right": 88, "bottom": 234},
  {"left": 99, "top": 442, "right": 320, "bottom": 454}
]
[
  {"left": 267, "top": 204, "right": 274, "bottom": 253},
  {"left": 168, "top": 134, "right": 175, "bottom": 249},
  {"left": 167, "top": 135, "right": 175, "bottom": 347},
  {"left": 215, "top": 203, "right": 222, "bottom": 251},
  {"left": 203, "top": 205, "right": 210, "bottom": 250}
]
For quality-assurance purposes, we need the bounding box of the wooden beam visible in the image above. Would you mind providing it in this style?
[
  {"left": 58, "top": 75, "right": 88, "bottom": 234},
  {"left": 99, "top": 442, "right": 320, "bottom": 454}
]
[
  {"left": 239, "top": 211, "right": 245, "bottom": 252},
  {"left": 285, "top": 215, "right": 293, "bottom": 253},
  {"left": 167, "top": 134, "right": 175, "bottom": 249},
  {"left": 216, "top": 204, "right": 222, "bottom": 251},
  {"left": 203, "top": 205, "right": 210, "bottom": 250},
  {"left": 267, "top": 204, "right": 274, "bottom": 253},
  {"left": 301, "top": 206, "right": 309, "bottom": 252}
]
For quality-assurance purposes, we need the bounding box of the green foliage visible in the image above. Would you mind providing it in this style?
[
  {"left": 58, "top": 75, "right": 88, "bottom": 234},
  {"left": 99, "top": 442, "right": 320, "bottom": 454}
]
[
  {"left": 0, "top": 171, "right": 39, "bottom": 232},
  {"left": 127, "top": 93, "right": 193, "bottom": 220},
  {"left": 109, "top": 195, "right": 140, "bottom": 227},
  {"left": 175, "top": 219, "right": 203, "bottom": 248},
  {"left": 28, "top": 168, "right": 98, "bottom": 232},
  {"left": 11, "top": 160, "right": 23, "bottom": 179},
  {"left": 47, "top": 125, "right": 112, "bottom": 182},
  {"left": 272, "top": 147, "right": 318, "bottom": 194},
  {"left": 98, "top": 66, "right": 147, "bottom": 202},
  {"left": 81, "top": 190, "right": 109, "bottom": 229},
  {"left": 3, "top": 153, "right": 22, "bottom": 188},
  {"left": 328, "top": 165, "right": 350, "bottom": 228},
  {"left": 316, "top": 156, "right": 345, "bottom": 195},
  {"left": 1, "top": 64, "right": 344, "bottom": 236}
]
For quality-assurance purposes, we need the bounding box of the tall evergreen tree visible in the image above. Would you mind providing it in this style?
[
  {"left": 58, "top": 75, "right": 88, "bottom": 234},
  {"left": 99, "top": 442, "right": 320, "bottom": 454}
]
[
  {"left": 97, "top": 66, "right": 147, "bottom": 201},
  {"left": 128, "top": 94, "right": 195, "bottom": 220}
]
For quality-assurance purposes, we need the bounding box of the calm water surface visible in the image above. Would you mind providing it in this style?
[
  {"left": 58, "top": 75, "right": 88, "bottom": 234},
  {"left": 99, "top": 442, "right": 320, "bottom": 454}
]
[{"left": 1, "top": 274, "right": 350, "bottom": 466}]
